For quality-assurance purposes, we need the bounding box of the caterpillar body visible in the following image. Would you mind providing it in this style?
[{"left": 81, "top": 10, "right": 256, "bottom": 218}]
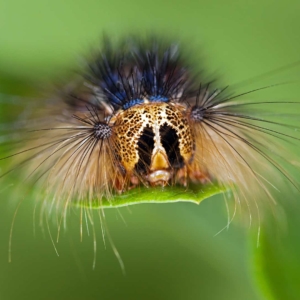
[{"left": 1, "top": 36, "right": 300, "bottom": 257}]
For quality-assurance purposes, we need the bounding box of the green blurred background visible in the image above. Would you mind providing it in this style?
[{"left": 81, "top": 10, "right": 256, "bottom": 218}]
[{"left": 1, "top": 0, "right": 300, "bottom": 299}]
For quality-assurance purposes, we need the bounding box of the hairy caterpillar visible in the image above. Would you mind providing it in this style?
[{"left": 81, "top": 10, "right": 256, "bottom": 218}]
[{"left": 0, "top": 36, "right": 299, "bottom": 266}]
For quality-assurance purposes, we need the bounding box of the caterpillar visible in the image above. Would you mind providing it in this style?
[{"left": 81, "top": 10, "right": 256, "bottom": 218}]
[{"left": 1, "top": 36, "right": 299, "bottom": 265}]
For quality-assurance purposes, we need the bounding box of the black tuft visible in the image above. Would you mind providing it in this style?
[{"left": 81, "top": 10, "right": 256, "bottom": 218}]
[
  {"left": 86, "top": 38, "right": 195, "bottom": 111},
  {"left": 190, "top": 86, "right": 228, "bottom": 122},
  {"left": 93, "top": 123, "right": 112, "bottom": 140},
  {"left": 190, "top": 107, "right": 206, "bottom": 121},
  {"left": 72, "top": 106, "right": 112, "bottom": 141}
]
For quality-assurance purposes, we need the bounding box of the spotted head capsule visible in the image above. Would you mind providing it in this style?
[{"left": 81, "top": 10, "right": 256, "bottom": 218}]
[{"left": 110, "top": 101, "right": 194, "bottom": 186}]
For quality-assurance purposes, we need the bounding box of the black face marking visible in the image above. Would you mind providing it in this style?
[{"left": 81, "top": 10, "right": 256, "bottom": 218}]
[
  {"left": 160, "top": 124, "right": 184, "bottom": 168},
  {"left": 136, "top": 125, "right": 155, "bottom": 173}
]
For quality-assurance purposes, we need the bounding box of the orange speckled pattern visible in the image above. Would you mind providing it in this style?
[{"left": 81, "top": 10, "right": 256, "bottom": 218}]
[{"left": 110, "top": 102, "right": 194, "bottom": 174}]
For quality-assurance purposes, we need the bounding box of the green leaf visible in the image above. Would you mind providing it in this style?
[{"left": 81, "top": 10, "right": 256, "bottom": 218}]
[
  {"left": 78, "top": 183, "right": 225, "bottom": 209},
  {"left": 251, "top": 200, "right": 300, "bottom": 300}
]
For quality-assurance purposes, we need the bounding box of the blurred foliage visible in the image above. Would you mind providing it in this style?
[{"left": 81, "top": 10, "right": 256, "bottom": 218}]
[{"left": 1, "top": 0, "right": 300, "bottom": 299}]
